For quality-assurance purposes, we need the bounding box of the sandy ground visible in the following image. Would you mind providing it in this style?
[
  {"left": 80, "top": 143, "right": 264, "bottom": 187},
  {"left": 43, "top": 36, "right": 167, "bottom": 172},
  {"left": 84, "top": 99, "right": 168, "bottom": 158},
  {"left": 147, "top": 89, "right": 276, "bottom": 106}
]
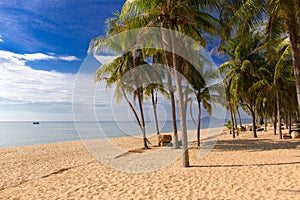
[{"left": 0, "top": 127, "right": 300, "bottom": 199}]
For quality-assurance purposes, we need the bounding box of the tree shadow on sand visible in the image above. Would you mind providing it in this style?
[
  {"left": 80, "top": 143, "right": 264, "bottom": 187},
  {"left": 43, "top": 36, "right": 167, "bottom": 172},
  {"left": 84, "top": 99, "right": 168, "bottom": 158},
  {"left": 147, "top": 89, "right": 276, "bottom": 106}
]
[
  {"left": 189, "top": 161, "right": 300, "bottom": 168},
  {"left": 190, "top": 138, "right": 300, "bottom": 152}
]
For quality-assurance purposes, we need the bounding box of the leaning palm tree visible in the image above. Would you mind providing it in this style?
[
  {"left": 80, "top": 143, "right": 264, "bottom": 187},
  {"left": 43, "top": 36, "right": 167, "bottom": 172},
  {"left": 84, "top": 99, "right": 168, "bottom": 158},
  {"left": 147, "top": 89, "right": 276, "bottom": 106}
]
[
  {"left": 94, "top": 50, "right": 151, "bottom": 149},
  {"left": 143, "top": 54, "right": 170, "bottom": 136},
  {"left": 90, "top": 13, "right": 153, "bottom": 149},
  {"left": 120, "top": 0, "right": 220, "bottom": 167}
]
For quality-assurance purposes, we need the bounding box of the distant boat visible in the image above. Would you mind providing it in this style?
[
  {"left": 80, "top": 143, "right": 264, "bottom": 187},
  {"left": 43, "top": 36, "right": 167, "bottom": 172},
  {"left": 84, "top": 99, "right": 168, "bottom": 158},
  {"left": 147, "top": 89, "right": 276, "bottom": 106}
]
[{"left": 32, "top": 122, "right": 40, "bottom": 125}]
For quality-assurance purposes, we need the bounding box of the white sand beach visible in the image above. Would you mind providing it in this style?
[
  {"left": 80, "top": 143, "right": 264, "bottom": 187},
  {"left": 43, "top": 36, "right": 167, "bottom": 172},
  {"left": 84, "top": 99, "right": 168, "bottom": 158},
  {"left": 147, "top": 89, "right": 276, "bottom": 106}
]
[{"left": 0, "top": 127, "right": 300, "bottom": 199}]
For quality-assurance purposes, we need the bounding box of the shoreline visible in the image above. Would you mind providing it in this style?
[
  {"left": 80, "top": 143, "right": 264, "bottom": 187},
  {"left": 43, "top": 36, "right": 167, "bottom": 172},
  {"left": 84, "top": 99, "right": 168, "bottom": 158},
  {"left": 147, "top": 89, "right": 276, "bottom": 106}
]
[{"left": 0, "top": 123, "right": 227, "bottom": 149}]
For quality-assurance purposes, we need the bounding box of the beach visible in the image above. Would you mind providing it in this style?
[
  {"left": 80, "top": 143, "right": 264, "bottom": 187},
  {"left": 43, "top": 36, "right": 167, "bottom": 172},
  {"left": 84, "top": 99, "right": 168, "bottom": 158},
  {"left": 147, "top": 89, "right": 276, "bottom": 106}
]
[{"left": 0, "top": 127, "right": 300, "bottom": 199}]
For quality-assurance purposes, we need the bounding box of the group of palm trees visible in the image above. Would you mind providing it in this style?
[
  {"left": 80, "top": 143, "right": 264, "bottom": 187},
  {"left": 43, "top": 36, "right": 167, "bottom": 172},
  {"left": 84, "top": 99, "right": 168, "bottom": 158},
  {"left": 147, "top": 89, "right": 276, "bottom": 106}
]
[{"left": 88, "top": 0, "right": 300, "bottom": 167}]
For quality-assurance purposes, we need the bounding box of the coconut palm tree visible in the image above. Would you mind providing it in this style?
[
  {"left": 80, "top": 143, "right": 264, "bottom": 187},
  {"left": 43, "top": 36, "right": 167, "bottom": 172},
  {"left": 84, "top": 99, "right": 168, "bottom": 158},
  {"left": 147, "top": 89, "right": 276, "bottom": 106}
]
[
  {"left": 120, "top": 0, "right": 220, "bottom": 167},
  {"left": 232, "top": 0, "right": 300, "bottom": 110},
  {"left": 94, "top": 49, "right": 151, "bottom": 149},
  {"left": 90, "top": 13, "right": 153, "bottom": 149},
  {"left": 187, "top": 62, "right": 215, "bottom": 146},
  {"left": 143, "top": 54, "right": 170, "bottom": 136},
  {"left": 219, "top": 28, "right": 266, "bottom": 138}
]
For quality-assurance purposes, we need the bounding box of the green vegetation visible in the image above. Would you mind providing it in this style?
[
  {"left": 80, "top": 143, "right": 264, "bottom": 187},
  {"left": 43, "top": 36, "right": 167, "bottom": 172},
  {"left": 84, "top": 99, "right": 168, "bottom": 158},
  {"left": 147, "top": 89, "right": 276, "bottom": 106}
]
[{"left": 89, "top": 0, "right": 300, "bottom": 167}]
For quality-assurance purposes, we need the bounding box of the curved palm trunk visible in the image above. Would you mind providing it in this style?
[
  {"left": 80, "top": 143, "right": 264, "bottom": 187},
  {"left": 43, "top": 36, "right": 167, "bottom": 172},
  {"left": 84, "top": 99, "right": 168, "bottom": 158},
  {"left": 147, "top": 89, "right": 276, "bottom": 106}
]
[
  {"left": 122, "top": 88, "right": 148, "bottom": 148},
  {"left": 138, "top": 88, "right": 149, "bottom": 149},
  {"left": 151, "top": 89, "right": 160, "bottom": 135},
  {"left": 133, "top": 50, "right": 149, "bottom": 149}
]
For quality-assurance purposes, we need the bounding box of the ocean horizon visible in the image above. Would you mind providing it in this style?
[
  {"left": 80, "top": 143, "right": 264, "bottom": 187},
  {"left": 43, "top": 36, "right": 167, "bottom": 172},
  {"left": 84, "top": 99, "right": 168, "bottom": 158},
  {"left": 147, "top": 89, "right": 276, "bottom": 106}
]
[{"left": 0, "top": 118, "right": 252, "bottom": 148}]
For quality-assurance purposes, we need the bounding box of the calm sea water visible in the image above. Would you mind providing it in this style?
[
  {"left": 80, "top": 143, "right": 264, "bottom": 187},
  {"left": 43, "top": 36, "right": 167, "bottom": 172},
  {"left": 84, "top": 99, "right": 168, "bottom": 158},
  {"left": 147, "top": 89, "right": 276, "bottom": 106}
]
[{"left": 0, "top": 119, "right": 251, "bottom": 148}]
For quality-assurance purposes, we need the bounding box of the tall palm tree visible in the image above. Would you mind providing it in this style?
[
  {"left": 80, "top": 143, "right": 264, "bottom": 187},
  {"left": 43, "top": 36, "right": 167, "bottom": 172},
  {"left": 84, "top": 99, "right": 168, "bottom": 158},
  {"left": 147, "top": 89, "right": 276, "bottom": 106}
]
[
  {"left": 143, "top": 54, "right": 170, "bottom": 136},
  {"left": 90, "top": 13, "right": 153, "bottom": 149},
  {"left": 187, "top": 63, "right": 214, "bottom": 146},
  {"left": 120, "top": 0, "right": 220, "bottom": 167},
  {"left": 232, "top": 0, "right": 300, "bottom": 110},
  {"left": 94, "top": 50, "right": 151, "bottom": 149},
  {"left": 265, "top": 0, "right": 300, "bottom": 109},
  {"left": 219, "top": 29, "right": 265, "bottom": 138}
]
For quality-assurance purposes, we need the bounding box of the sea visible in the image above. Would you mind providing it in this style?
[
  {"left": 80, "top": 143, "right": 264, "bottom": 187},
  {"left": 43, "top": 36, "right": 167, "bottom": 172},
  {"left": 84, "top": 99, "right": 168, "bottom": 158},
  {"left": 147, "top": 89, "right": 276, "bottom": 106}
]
[{"left": 0, "top": 119, "right": 252, "bottom": 148}]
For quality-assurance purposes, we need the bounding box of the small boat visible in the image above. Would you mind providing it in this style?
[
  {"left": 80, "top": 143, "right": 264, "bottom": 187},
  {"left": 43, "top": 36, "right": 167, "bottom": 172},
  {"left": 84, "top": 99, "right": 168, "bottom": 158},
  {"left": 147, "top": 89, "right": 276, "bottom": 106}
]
[{"left": 32, "top": 122, "right": 40, "bottom": 125}]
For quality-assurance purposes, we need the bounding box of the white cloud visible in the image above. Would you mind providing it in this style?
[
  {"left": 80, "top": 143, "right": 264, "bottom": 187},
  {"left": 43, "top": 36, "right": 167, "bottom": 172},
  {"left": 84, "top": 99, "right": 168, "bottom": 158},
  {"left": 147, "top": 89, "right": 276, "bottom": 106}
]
[
  {"left": 0, "top": 59, "right": 74, "bottom": 104},
  {"left": 58, "top": 55, "right": 80, "bottom": 61},
  {"left": 0, "top": 35, "right": 3, "bottom": 43},
  {"left": 0, "top": 50, "right": 80, "bottom": 63},
  {"left": 0, "top": 50, "right": 83, "bottom": 105},
  {"left": 0, "top": 49, "right": 111, "bottom": 108}
]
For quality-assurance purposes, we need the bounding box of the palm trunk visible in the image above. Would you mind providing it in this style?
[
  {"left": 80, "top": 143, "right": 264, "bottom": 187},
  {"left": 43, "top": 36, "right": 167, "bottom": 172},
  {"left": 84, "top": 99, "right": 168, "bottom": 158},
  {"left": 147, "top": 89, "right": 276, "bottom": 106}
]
[
  {"left": 175, "top": 74, "right": 189, "bottom": 167},
  {"left": 151, "top": 89, "right": 160, "bottom": 135},
  {"left": 233, "top": 109, "right": 239, "bottom": 136},
  {"left": 237, "top": 108, "right": 243, "bottom": 128},
  {"left": 169, "top": 77, "right": 179, "bottom": 149},
  {"left": 289, "top": 112, "right": 292, "bottom": 135},
  {"left": 250, "top": 106, "right": 257, "bottom": 138},
  {"left": 132, "top": 49, "right": 149, "bottom": 149},
  {"left": 273, "top": 101, "right": 277, "bottom": 135},
  {"left": 277, "top": 91, "right": 282, "bottom": 139},
  {"left": 190, "top": 100, "right": 197, "bottom": 126},
  {"left": 197, "top": 99, "right": 201, "bottom": 146},
  {"left": 138, "top": 88, "right": 149, "bottom": 149},
  {"left": 229, "top": 105, "right": 235, "bottom": 138},
  {"left": 170, "top": 22, "right": 189, "bottom": 167},
  {"left": 264, "top": 116, "right": 267, "bottom": 131},
  {"left": 160, "top": 24, "right": 179, "bottom": 149},
  {"left": 122, "top": 88, "right": 148, "bottom": 148},
  {"left": 286, "top": 16, "right": 300, "bottom": 111},
  {"left": 285, "top": 115, "right": 288, "bottom": 129}
]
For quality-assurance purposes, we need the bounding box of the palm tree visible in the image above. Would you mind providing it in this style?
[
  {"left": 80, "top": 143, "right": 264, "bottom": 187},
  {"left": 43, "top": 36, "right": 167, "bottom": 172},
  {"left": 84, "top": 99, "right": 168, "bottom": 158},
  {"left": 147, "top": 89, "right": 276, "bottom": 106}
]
[
  {"left": 143, "top": 54, "right": 170, "bottom": 136},
  {"left": 219, "top": 29, "right": 265, "bottom": 138},
  {"left": 94, "top": 50, "right": 151, "bottom": 149},
  {"left": 265, "top": 0, "right": 300, "bottom": 110},
  {"left": 90, "top": 13, "right": 153, "bottom": 149},
  {"left": 120, "top": 0, "right": 220, "bottom": 167},
  {"left": 187, "top": 63, "right": 213, "bottom": 146},
  {"left": 232, "top": 0, "right": 300, "bottom": 110}
]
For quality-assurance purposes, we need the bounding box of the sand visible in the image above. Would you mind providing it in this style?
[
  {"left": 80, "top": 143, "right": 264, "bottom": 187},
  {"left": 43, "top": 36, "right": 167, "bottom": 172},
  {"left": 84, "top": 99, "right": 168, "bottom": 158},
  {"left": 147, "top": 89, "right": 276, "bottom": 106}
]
[{"left": 0, "top": 127, "right": 300, "bottom": 199}]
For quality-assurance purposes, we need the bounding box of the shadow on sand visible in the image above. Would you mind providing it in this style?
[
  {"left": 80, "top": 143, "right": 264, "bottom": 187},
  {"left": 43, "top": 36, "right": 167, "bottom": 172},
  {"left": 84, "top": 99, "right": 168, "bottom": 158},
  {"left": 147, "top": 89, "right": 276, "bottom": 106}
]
[
  {"left": 189, "top": 161, "right": 300, "bottom": 168},
  {"left": 190, "top": 138, "right": 300, "bottom": 152}
]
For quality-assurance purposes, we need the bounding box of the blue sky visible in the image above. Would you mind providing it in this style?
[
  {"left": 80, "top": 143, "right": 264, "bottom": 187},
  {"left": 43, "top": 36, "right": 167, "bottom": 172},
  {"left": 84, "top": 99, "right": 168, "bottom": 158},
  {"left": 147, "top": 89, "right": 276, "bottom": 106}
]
[
  {"left": 0, "top": 0, "right": 124, "bottom": 121},
  {"left": 0, "top": 0, "right": 234, "bottom": 122},
  {"left": 0, "top": 0, "right": 123, "bottom": 72}
]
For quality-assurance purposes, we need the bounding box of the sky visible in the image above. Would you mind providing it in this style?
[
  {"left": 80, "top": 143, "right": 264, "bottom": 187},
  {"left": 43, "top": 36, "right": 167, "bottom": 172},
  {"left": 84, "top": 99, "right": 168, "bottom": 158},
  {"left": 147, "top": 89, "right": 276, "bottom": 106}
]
[
  {"left": 0, "top": 0, "right": 124, "bottom": 121},
  {"left": 0, "top": 0, "right": 235, "bottom": 122}
]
